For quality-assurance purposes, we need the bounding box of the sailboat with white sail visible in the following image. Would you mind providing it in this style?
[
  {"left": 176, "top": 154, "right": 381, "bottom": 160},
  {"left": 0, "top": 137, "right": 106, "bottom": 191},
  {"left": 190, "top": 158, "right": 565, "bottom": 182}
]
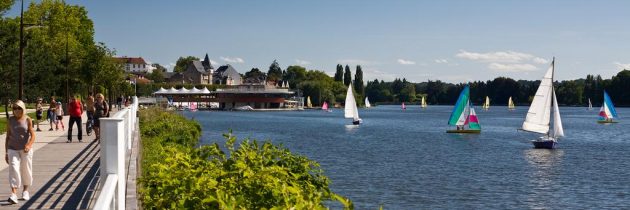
[
  {"left": 345, "top": 85, "right": 361, "bottom": 124},
  {"left": 421, "top": 96, "right": 428, "bottom": 109},
  {"left": 508, "top": 96, "right": 515, "bottom": 110},
  {"left": 365, "top": 97, "right": 371, "bottom": 108},
  {"left": 447, "top": 85, "right": 481, "bottom": 133},
  {"left": 588, "top": 98, "right": 593, "bottom": 110},
  {"left": 597, "top": 91, "right": 619, "bottom": 123},
  {"left": 521, "top": 58, "right": 564, "bottom": 149},
  {"left": 482, "top": 96, "right": 490, "bottom": 110},
  {"left": 306, "top": 96, "right": 313, "bottom": 108}
]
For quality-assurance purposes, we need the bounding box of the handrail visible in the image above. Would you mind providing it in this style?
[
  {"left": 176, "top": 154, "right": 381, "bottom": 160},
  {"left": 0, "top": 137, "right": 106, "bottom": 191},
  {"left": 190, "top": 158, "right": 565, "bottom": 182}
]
[
  {"left": 92, "top": 175, "right": 118, "bottom": 210},
  {"left": 93, "top": 96, "right": 138, "bottom": 210}
]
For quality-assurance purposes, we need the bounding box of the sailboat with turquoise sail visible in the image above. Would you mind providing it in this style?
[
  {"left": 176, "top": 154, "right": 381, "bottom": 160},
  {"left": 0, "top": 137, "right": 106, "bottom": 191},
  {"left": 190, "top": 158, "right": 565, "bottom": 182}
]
[
  {"left": 447, "top": 85, "right": 481, "bottom": 133},
  {"left": 522, "top": 58, "right": 564, "bottom": 149},
  {"left": 345, "top": 84, "right": 361, "bottom": 125},
  {"left": 597, "top": 91, "right": 619, "bottom": 123}
]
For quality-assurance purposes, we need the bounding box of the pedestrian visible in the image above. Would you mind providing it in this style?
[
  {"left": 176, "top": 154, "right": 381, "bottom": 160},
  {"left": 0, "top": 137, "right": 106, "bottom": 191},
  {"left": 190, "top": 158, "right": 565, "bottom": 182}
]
[
  {"left": 55, "top": 101, "right": 65, "bottom": 131},
  {"left": 93, "top": 93, "right": 109, "bottom": 142},
  {"left": 48, "top": 96, "right": 57, "bottom": 131},
  {"left": 35, "top": 98, "right": 43, "bottom": 132},
  {"left": 4, "top": 100, "right": 35, "bottom": 204},
  {"left": 67, "top": 95, "right": 83, "bottom": 143},
  {"left": 117, "top": 96, "right": 123, "bottom": 110},
  {"left": 86, "top": 95, "right": 95, "bottom": 135}
]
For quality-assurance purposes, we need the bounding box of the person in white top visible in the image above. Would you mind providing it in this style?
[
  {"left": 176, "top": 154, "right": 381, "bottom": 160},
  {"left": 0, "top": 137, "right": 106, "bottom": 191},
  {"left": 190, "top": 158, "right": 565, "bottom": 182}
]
[{"left": 55, "top": 101, "right": 65, "bottom": 131}]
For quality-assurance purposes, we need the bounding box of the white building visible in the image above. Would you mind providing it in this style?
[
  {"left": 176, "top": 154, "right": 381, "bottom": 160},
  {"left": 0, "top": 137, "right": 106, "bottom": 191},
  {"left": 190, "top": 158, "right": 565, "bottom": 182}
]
[{"left": 115, "top": 56, "right": 153, "bottom": 73}]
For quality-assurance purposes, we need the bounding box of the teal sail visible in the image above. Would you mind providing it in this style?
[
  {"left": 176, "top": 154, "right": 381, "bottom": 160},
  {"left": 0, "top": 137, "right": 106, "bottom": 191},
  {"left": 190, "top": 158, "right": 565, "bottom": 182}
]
[
  {"left": 604, "top": 91, "right": 618, "bottom": 118},
  {"left": 448, "top": 85, "right": 470, "bottom": 125}
]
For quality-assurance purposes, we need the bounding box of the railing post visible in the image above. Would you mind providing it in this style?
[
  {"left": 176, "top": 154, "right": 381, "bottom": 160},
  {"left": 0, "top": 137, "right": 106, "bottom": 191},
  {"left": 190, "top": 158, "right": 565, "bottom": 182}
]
[{"left": 100, "top": 116, "right": 126, "bottom": 210}]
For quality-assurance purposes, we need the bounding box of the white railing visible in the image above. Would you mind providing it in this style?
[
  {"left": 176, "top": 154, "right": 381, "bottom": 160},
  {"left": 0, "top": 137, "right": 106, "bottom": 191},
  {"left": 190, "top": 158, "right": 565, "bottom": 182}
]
[{"left": 94, "top": 96, "right": 138, "bottom": 210}]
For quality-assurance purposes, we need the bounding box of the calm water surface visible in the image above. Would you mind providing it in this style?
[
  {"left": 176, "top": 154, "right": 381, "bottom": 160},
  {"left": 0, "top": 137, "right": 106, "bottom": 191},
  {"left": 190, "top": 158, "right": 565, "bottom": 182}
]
[{"left": 182, "top": 105, "right": 630, "bottom": 209}]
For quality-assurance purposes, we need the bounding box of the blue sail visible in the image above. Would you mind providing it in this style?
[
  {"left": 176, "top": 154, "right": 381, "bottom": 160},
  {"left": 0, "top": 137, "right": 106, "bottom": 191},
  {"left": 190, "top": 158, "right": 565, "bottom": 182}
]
[
  {"left": 448, "top": 85, "right": 470, "bottom": 125},
  {"left": 604, "top": 91, "right": 618, "bottom": 118}
]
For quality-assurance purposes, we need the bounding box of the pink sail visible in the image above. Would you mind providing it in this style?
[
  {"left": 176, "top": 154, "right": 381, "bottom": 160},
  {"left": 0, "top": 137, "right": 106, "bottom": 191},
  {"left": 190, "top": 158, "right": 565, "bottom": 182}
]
[
  {"left": 322, "top": 102, "right": 328, "bottom": 110},
  {"left": 402, "top": 102, "right": 406, "bottom": 110}
]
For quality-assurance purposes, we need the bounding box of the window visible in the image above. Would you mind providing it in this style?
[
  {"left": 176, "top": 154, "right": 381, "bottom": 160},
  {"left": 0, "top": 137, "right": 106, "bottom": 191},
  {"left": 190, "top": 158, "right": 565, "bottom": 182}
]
[{"left": 133, "top": 64, "right": 136, "bottom": 68}]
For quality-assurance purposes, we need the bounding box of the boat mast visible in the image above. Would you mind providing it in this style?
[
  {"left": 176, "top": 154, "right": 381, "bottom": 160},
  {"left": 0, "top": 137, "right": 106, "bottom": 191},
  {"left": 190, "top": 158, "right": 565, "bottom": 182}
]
[{"left": 548, "top": 57, "right": 555, "bottom": 137}]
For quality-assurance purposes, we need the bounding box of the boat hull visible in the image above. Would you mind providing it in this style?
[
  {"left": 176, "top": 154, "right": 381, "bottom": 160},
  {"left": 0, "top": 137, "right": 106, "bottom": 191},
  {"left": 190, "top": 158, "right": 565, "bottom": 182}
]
[
  {"left": 532, "top": 140, "right": 556, "bottom": 149},
  {"left": 352, "top": 120, "right": 361, "bottom": 125},
  {"left": 446, "top": 129, "right": 481, "bottom": 134},
  {"left": 597, "top": 120, "right": 618, "bottom": 124}
]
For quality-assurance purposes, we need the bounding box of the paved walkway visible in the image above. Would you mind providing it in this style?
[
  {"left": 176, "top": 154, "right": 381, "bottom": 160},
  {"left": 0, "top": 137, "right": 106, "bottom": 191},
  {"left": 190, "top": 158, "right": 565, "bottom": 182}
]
[{"left": 0, "top": 113, "right": 102, "bottom": 209}]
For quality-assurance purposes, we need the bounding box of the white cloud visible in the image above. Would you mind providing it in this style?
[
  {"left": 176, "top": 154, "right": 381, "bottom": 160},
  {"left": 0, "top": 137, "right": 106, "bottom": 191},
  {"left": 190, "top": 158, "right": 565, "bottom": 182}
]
[
  {"left": 456, "top": 50, "right": 536, "bottom": 63},
  {"left": 614, "top": 62, "right": 630, "bottom": 70},
  {"left": 209, "top": 59, "right": 221, "bottom": 66},
  {"left": 397, "top": 59, "right": 416, "bottom": 65},
  {"left": 164, "top": 62, "right": 176, "bottom": 71},
  {"left": 296, "top": 59, "right": 311, "bottom": 65},
  {"left": 337, "top": 59, "right": 376, "bottom": 66},
  {"left": 434, "top": 59, "right": 448, "bottom": 64},
  {"left": 220, "top": 56, "right": 245, "bottom": 63},
  {"left": 488, "top": 63, "right": 538, "bottom": 72},
  {"left": 532, "top": 57, "right": 549, "bottom": 64}
]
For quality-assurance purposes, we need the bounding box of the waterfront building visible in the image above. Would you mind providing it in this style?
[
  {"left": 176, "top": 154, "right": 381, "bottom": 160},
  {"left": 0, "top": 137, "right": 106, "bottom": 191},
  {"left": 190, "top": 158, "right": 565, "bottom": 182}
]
[{"left": 114, "top": 56, "right": 154, "bottom": 73}]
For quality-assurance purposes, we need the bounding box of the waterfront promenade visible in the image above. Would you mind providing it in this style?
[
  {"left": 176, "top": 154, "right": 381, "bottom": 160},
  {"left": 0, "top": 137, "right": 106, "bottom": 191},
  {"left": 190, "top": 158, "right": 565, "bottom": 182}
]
[{"left": 0, "top": 108, "right": 138, "bottom": 210}]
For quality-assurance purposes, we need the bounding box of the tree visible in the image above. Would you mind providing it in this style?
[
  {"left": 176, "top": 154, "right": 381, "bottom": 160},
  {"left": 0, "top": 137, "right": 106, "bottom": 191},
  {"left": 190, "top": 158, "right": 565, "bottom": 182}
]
[
  {"left": 147, "top": 69, "right": 165, "bottom": 83},
  {"left": 244, "top": 68, "right": 266, "bottom": 81},
  {"left": 343, "top": 65, "right": 351, "bottom": 86},
  {"left": 174, "top": 56, "right": 199, "bottom": 73},
  {"left": 285, "top": 65, "right": 307, "bottom": 88},
  {"left": 267, "top": 60, "right": 283, "bottom": 84},
  {"left": 399, "top": 83, "right": 416, "bottom": 102},
  {"left": 353, "top": 65, "right": 364, "bottom": 97},
  {"left": 334, "top": 64, "right": 343, "bottom": 82},
  {"left": 0, "top": 0, "right": 14, "bottom": 17}
]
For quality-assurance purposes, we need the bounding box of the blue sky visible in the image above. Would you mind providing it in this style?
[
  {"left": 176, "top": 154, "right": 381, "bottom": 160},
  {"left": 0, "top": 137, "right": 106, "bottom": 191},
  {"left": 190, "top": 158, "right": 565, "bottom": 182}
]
[{"left": 7, "top": 0, "right": 630, "bottom": 83}]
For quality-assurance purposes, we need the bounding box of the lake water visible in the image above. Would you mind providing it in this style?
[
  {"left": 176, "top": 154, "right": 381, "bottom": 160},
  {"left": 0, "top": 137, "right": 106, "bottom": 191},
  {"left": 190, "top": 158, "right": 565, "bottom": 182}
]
[{"left": 182, "top": 105, "right": 630, "bottom": 209}]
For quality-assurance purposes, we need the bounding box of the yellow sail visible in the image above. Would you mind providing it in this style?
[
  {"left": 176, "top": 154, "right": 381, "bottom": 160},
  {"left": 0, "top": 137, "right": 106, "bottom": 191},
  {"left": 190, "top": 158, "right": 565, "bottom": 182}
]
[
  {"left": 307, "top": 96, "right": 312, "bottom": 108},
  {"left": 421, "top": 96, "right": 427, "bottom": 108}
]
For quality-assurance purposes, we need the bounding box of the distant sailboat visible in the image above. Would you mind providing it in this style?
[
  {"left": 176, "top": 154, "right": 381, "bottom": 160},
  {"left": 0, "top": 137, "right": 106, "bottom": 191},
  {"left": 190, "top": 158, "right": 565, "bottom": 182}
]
[
  {"left": 508, "top": 96, "right": 515, "bottom": 110},
  {"left": 306, "top": 96, "right": 313, "bottom": 108},
  {"left": 401, "top": 102, "right": 406, "bottom": 110},
  {"left": 365, "top": 97, "right": 371, "bottom": 108},
  {"left": 597, "top": 91, "right": 619, "bottom": 123},
  {"left": 588, "top": 98, "right": 593, "bottom": 110},
  {"left": 483, "top": 96, "right": 490, "bottom": 110},
  {"left": 345, "top": 85, "right": 361, "bottom": 124},
  {"left": 421, "top": 96, "right": 427, "bottom": 109},
  {"left": 189, "top": 102, "right": 198, "bottom": 111},
  {"left": 447, "top": 85, "right": 481, "bottom": 133},
  {"left": 322, "top": 101, "right": 332, "bottom": 112},
  {"left": 522, "top": 58, "right": 564, "bottom": 149}
]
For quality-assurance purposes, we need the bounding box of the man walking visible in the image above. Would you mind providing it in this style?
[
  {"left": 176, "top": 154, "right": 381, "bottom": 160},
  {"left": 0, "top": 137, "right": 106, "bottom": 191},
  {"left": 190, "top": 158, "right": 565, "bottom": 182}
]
[{"left": 67, "top": 96, "right": 83, "bottom": 143}]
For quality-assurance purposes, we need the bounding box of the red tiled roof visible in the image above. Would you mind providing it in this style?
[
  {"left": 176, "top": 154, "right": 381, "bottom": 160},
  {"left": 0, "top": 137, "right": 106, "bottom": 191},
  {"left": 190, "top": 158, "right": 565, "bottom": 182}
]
[{"left": 114, "top": 57, "right": 147, "bottom": 64}]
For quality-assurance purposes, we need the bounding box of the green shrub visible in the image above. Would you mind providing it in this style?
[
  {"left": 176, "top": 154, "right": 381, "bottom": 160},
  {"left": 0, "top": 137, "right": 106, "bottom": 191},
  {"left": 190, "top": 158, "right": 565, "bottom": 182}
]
[{"left": 138, "top": 108, "right": 352, "bottom": 209}]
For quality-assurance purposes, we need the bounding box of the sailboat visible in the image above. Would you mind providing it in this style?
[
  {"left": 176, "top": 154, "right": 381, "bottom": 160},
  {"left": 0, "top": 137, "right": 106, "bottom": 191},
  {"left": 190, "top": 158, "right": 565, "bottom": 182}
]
[
  {"left": 597, "top": 91, "right": 619, "bottom": 123},
  {"left": 421, "top": 96, "right": 428, "bottom": 109},
  {"left": 447, "top": 85, "right": 481, "bottom": 133},
  {"left": 508, "top": 96, "right": 515, "bottom": 110},
  {"left": 306, "top": 96, "right": 313, "bottom": 108},
  {"left": 365, "top": 97, "right": 371, "bottom": 108},
  {"left": 588, "top": 98, "right": 593, "bottom": 110},
  {"left": 322, "top": 101, "right": 332, "bottom": 112},
  {"left": 344, "top": 85, "right": 361, "bottom": 124},
  {"left": 522, "top": 58, "right": 564, "bottom": 149},
  {"left": 402, "top": 102, "right": 406, "bottom": 110},
  {"left": 482, "top": 96, "right": 490, "bottom": 110}
]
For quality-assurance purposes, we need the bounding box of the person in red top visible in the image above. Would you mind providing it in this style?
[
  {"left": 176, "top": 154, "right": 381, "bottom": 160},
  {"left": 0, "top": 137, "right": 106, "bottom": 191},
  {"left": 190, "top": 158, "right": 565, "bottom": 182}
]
[{"left": 67, "top": 96, "right": 84, "bottom": 143}]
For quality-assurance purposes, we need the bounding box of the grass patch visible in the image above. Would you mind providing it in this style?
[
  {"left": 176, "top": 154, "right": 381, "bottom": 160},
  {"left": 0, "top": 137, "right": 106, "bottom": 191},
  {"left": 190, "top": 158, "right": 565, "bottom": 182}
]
[{"left": 0, "top": 112, "right": 37, "bottom": 135}]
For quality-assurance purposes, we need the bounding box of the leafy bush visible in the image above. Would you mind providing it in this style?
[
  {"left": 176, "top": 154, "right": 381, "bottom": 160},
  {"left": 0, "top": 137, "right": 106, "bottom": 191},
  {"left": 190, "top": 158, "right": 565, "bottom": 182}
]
[{"left": 138, "top": 108, "right": 352, "bottom": 209}]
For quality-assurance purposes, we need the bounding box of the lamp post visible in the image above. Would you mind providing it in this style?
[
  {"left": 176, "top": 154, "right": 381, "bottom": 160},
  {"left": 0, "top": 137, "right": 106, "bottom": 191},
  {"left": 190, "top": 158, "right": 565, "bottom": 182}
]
[{"left": 18, "top": 0, "right": 44, "bottom": 100}]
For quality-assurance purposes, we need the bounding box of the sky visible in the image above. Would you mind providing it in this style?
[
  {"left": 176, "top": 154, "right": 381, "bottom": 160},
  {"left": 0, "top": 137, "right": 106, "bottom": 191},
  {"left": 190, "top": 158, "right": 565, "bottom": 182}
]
[{"left": 7, "top": 0, "right": 630, "bottom": 83}]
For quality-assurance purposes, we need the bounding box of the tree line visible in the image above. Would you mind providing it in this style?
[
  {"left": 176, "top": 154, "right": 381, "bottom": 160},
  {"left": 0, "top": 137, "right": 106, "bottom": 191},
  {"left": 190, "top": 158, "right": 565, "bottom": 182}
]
[
  {"left": 238, "top": 61, "right": 630, "bottom": 107},
  {"left": 0, "top": 0, "right": 130, "bottom": 109}
]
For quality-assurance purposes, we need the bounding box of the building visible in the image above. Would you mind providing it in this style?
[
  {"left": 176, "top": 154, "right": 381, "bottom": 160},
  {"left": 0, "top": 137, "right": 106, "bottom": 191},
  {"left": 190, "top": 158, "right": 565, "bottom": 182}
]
[
  {"left": 213, "top": 64, "right": 242, "bottom": 85},
  {"left": 114, "top": 56, "right": 152, "bottom": 73},
  {"left": 181, "top": 54, "right": 214, "bottom": 84}
]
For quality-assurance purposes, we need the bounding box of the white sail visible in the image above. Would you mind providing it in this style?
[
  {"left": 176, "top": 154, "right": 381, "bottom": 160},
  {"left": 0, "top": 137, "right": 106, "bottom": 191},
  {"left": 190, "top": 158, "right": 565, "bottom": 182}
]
[
  {"left": 455, "top": 101, "right": 470, "bottom": 126},
  {"left": 588, "top": 98, "right": 592, "bottom": 110},
  {"left": 421, "top": 96, "right": 427, "bottom": 108},
  {"left": 484, "top": 96, "right": 490, "bottom": 109},
  {"left": 508, "top": 97, "right": 515, "bottom": 109},
  {"left": 365, "top": 97, "right": 371, "bottom": 108},
  {"left": 552, "top": 90, "right": 564, "bottom": 138},
  {"left": 522, "top": 62, "right": 554, "bottom": 134},
  {"left": 344, "top": 85, "right": 359, "bottom": 120}
]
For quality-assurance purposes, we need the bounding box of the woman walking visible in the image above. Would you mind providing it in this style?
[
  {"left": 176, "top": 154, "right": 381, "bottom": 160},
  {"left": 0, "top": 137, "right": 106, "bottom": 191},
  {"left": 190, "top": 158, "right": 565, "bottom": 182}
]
[
  {"left": 48, "top": 97, "right": 57, "bottom": 131},
  {"left": 93, "top": 93, "right": 109, "bottom": 142},
  {"left": 4, "top": 100, "right": 35, "bottom": 204}
]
